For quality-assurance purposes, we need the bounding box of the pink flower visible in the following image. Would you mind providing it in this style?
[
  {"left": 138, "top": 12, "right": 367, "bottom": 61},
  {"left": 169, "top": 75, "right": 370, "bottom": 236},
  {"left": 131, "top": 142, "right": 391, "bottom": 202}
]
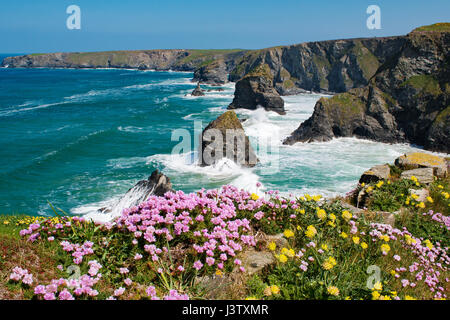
[
  {"left": 113, "top": 287, "right": 125, "bottom": 297},
  {"left": 193, "top": 260, "right": 203, "bottom": 271}
]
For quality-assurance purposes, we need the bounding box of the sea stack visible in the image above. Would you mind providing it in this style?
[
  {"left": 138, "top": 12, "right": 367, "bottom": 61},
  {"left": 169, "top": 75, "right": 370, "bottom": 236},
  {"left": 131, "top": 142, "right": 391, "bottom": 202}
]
[
  {"left": 199, "top": 111, "right": 258, "bottom": 167},
  {"left": 228, "top": 64, "right": 285, "bottom": 115}
]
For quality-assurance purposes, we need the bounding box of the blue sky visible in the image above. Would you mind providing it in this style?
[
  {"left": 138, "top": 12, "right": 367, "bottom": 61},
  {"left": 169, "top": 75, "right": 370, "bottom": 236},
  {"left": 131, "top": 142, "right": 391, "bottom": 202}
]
[{"left": 1, "top": 0, "right": 449, "bottom": 53}]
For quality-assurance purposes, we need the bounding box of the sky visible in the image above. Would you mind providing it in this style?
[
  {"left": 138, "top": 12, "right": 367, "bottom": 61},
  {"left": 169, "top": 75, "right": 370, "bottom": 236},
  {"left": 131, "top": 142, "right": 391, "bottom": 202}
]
[{"left": 1, "top": 0, "right": 449, "bottom": 53}]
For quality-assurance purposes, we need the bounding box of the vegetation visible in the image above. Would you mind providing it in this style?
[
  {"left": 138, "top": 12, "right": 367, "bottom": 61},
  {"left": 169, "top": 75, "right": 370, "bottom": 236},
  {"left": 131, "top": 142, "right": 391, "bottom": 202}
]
[
  {"left": 0, "top": 168, "right": 448, "bottom": 300},
  {"left": 412, "top": 23, "right": 450, "bottom": 33}
]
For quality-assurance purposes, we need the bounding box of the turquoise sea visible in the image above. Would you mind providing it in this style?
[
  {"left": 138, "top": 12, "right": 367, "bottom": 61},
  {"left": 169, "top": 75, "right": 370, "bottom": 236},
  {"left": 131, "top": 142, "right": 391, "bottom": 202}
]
[{"left": 0, "top": 54, "right": 434, "bottom": 218}]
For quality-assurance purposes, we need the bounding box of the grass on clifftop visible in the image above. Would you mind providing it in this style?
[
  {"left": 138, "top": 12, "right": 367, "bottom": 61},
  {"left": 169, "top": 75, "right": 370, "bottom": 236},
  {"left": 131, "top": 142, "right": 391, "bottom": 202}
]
[{"left": 412, "top": 22, "right": 450, "bottom": 33}]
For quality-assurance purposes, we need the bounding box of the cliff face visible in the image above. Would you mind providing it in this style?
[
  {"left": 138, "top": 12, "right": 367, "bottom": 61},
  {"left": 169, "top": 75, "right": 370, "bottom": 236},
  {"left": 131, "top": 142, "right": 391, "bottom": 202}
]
[
  {"left": 1, "top": 49, "right": 247, "bottom": 77},
  {"left": 284, "top": 24, "right": 450, "bottom": 153},
  {"left": 229, "top": 36, "right": 406, "bottom": 95}
]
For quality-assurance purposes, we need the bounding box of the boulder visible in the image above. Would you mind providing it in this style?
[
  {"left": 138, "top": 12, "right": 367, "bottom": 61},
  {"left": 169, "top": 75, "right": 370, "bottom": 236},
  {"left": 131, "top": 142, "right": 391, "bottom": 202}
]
[
  {"left": 228, "top": 64, "right": 285, "bottom": 115},
  {"left": 191, "top": 83, "right": 205, "bottom": 96},
  {"left": 193, "top": 60, "right": 228, "bottom": 85},
  {"left": 395, "top": 152, "right": 447, "bottom": 178},
  {"left": 400, "top": 168, "right": 435, "bottom": 184},
  {"left": 359, "top": 164, "right": 391, "bottom": 184},
  {"left": 96, "top": 170, "right": 174, "bottom": 218},
  {"left": 199, "top": 111, "right": 258, "bottom": 167},
  {"left": 409, "top": 188, "right": 430, "bottom": 202}
]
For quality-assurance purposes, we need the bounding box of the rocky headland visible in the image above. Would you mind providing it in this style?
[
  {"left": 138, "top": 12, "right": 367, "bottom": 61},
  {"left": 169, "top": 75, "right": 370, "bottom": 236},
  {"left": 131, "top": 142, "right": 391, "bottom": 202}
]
[{"left": 283, "top": 23, "right": 450, "bottom": 153}]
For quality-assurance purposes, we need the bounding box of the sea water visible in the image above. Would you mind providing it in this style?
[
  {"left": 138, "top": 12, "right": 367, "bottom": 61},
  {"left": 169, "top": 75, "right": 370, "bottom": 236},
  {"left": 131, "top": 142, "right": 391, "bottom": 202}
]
[{"left": 0, "top": 55, "right": 441, "bottom": 217}]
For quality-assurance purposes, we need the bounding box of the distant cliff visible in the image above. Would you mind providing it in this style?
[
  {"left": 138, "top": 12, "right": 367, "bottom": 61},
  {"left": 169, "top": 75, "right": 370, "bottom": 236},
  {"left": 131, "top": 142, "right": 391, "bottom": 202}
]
[
  {"left": 1, "top": 49, "right": 247, "bottom": 85},
  {"left": 284, "top": 23, "right": 450, "bottom": 153}
]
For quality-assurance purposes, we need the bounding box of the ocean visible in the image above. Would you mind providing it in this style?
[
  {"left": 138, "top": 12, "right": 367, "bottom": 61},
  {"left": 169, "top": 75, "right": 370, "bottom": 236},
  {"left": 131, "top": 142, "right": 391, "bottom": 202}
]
[{"left": 0, "top": 53, "right": 436, "bottom": 218}]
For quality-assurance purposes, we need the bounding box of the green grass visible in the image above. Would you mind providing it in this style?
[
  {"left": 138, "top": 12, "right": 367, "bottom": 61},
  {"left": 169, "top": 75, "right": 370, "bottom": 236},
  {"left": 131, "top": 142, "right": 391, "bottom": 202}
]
[
  {"left": 412, "top": 22, "right": 450, "bottom": 33},
  {"left": 401, "top": 75, "right": 442, "bottom": 96}
]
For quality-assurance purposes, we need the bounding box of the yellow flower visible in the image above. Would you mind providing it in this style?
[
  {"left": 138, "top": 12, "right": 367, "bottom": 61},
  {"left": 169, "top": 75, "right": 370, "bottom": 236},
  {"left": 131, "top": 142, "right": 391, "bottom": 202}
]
[
  {"left": 426, "top": 196, "right": 433, "bottom": 203},
  {"left": 404, "top": 234, "right": 416, "bottom": 245},
  {"left": 390, "top": 291, "right": 398, "bottom": 297},
  {"left": 361, "top": 182, "right": 365, "bottom": 187},
  {"left": 390, "top": 270, "right": 396, "bottom": 276},
  {"left": 321, "top": 244, "right": 329, "bottom": 251},
  {"left": 268, "top": 241, "right": 276, "bottom": 251},
  {"left": 215, "top": 269, "right": 223, "bottom": 277},
  {"left": 405, "top": 295, "right": 416, "bottom": 300},
  {"left": 305, "top": 194, "right": 312, "bottom": 201},
  {"left": 296, "top": 208, "right": 305, "bottom": 215},
  {"left": 352, "top": 236, "right": 360, "bottom": 245},
  {"left": 380, "top": 234, "right": 390, "bottom": 242},
  {"left": 361, "top": 242, "right": 368, "bottom": 249},
  {"left": 437, "top": 184, "right": 443, "bottom": 189},
  {"left": 278, "top": 254, "right": 288, "bottom": 263},
  {"left": 245, "top": 296, "right": 258, "bottom": 300},
  {"left": 366, "top": 186, "right": 373, "bottom": 193},
  {"left": 316, "top": 209, "right": 327, "bottom": 220},
  {"left": 373, "top": 282, "right": 383, "bottom": 291},
  {"left": 296, "top": 225, "right": 302, "bottom": 231},
  {"left": 270, "top": 285, "right": 280, "bottom": 295},
  {"left": 250, "top": 193, "right": 259, "bottom": 201},
  {"left": 376, "top": 181, "right": 384, "bottom": 188},
  {"left": 3, "top": 220, "right": 9, "bottom": 225},
  {"left": 417, "top": 202, "right": 425, "bottom": 209},
  {"left": 327, "top": 286, "right": 339, "bottom": 296},
  {"left": 423, "top": 239, "right": 433, "bottom": 250},
  {"left": 372, "top": 291, "right": 380, "bottom": 300},
  {"left": 381, "top": 244, "right": 391, "bottom": 254},
  {"left": 283, "top": 229, "right": 294, "bottom": 238},
  {"left": 323, "top": 257, "right": 337, "bottom": 270},
  {"left": 305, "top": 225, "right": 317, "bottom": 238},
  {"left": 342, "top": 210, "right": 352, "bottom": 221},
  {"left": 340, "top": 232, "right": 348, "bottom": 239},
  {"left": 312, "top": 195, "right": 322, "bottom": 202},
  {"left": 410, "top": 175, "right": 418, "bottom": 182},
  {"left": 286, "top": 248, "right": 295, "bottom": 258},
  {"left": 379, "top": 295, "right": 391, "bottom": 300},
  {"left": 328, "top": 213, "right": 336, "bottom": 221}
]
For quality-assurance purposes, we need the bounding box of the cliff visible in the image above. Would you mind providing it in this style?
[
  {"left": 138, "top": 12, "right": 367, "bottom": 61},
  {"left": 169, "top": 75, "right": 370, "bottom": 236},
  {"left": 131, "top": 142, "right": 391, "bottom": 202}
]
[
  {"left": 229, "top": 36, "right": 406, "bottom": 95},
  {"left": 284, "top": 23, "right": 450, "bottom": 153},
  {"left": 1, "top": 49, "right": 247, "bottom": 84}
]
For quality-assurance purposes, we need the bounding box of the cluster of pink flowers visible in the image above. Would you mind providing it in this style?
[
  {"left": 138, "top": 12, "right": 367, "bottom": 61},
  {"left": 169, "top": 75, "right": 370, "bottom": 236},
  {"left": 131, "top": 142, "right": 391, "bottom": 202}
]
[
  {"left": 370, "top": 222, "right": 449, "bottom": 299},
  {"left": 9, "top": 267, "right": 33, "bottom": 285},
  {"left": 60, "top": 240, "right": 94, "bottom": 264},
  {"left": 422, "top": 210, "right": 450, "bottom": 230},
  {"left": 34, "top": 272, "right": 102, "bottom": 300},
  {"left": 114, "top": 186, "right": 262, "bottom": 273}
]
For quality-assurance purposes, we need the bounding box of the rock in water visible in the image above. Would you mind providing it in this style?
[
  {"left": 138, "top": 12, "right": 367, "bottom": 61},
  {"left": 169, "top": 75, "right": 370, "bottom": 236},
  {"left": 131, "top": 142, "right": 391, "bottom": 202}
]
[
  {"left": 228, "top": 64, "right": 285, "bottom": 115},
  {"left": 191, "top": 83, "right": 205, "bottom": 96},
  {"left": 98, "top": 170, "right": 173, "bottom": 217},
  {"left": 199, "top": 111, "right": 258, "bottom": 167},
  {"left": 193, "top": 60, "right": 228, "bottom": 85},
  {"left": 283, "top": 23, "right": 450, "bottom": 153}
]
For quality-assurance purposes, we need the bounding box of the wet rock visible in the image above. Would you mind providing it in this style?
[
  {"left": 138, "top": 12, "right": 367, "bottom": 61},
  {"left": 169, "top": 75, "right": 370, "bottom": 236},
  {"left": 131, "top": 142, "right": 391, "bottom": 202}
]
[
  {"left": 199, "top": 111, "right": 258, "bottom": 167},
  {"left": 191, "top": 83, "right": 205, "bottom": 96},
  {"left": 228, "top": 64, "right": 285, "bottom": 115}
]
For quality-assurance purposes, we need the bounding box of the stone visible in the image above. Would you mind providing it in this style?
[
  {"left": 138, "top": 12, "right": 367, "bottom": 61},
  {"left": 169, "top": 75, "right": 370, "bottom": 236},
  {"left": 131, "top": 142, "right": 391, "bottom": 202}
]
[
  {"left": 409, "top": 188, "right": 430, "bottom": 202},
  {"left": 193, "top": 60, "right": 228, "bottom": 85},
  {"left": 228, "top": 64, "right": 285, "bottom": 115},
  {"left": 199, "top": 111, "right": 258, "bottom": 167},
  {"left": 400, "top": 168, "right": 434, "bottom": 184},
  {"left": 395, "top": 153, "right": 447, "bottom": 178},
  {"left": 359, "top": 164, "right": 391, "bottom": 184},
  {"left": 191, "top": 83, "right": 205, "bottom": 96},
  {"left": 282, "top": 25, "right": 450, "bottom": 153}
]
